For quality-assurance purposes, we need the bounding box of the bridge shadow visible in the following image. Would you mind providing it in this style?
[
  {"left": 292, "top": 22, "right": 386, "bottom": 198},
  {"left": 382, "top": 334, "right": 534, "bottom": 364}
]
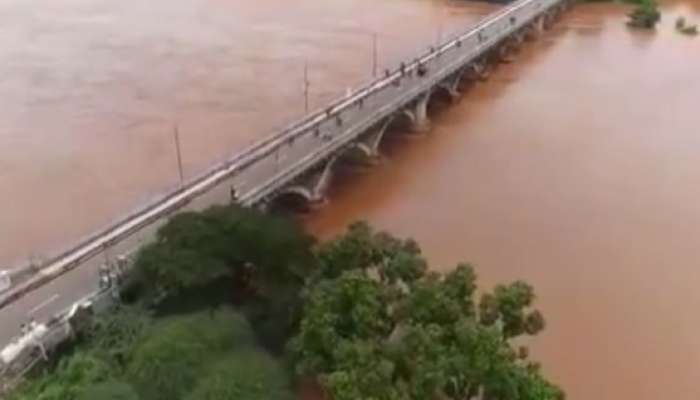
[
  {"left": 267, "top": 193, "right": 313, "bottom": 215},
  {"left": 427, "top": 89, "right": 459, "bottom": 117}
]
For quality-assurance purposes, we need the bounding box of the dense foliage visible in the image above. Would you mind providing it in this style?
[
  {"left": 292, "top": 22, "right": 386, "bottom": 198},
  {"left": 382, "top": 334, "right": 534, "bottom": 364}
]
[
  {"left": 133, "top": 205, "right": 315, "bottom": 301},
  {"left": 289, "top": 222, "right": 563, "bottom": 400},
  {"left": 131, "top": 205, "right": 316, "bottom": 349},
  {"left": 9, "top": 206, "right": 562, "bottom": 400},
  {"left": 626, "top": 0, "right": 660, "bottom": 28},
  {"left": 10, "top": 308, "right": 295, "bottom": 400}
]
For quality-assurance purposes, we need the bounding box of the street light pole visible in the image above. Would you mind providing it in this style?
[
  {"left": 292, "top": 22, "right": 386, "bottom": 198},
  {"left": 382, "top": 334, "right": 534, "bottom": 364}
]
[
  {"left": 303, "top": 62, "right": 310, "bottom": 114},
  {"left": 437, "top": 8, "right": 445, "bottom": 45},
  {"left": 173, "top": 124, "right": 184, "bottom": 185},
  {"left": 372, "top": 32, "right": 378, "bottom": 77}
]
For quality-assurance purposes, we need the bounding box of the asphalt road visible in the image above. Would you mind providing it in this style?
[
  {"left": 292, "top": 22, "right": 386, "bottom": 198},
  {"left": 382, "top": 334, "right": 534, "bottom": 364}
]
[{"left": 0, "top": 265, "right": 99, "bottom": 346}]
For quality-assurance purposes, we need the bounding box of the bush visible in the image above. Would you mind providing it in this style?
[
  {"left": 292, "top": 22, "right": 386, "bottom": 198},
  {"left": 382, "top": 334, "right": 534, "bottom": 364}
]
[
  {"left": 627, "top": 0, "right": 661, "bottom": 29},
  {"left": 10, "top": 307, "right": 294, "bottom": 400},
  {"left": 185, "top": 350, "right": 295, "bottom": 400},
  {"left": 77, "top": 381, "right": 140, "bottom": 400},
  {"left": 124, "top": 309, "right": 256, "bottom": 400},
  {"left": 10, "top": 353, "right": 112, "bottom": 400}
]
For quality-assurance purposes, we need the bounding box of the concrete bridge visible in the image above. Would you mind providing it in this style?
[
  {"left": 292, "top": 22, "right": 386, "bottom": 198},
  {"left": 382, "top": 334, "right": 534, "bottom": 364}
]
[{"left": 0, "top": 0, "right": 571, "bottom": 344}]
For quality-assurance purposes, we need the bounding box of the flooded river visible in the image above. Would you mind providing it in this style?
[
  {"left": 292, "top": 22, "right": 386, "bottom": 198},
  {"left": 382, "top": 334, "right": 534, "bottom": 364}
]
[{"left": 2, "top": 0, "right": 700, "bottom": 399}]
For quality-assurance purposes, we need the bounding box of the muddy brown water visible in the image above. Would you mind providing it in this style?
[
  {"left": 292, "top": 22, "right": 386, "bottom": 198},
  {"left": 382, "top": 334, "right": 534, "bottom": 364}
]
[{"left": 2, "top": 0, "right": 700, "bottom": 399}]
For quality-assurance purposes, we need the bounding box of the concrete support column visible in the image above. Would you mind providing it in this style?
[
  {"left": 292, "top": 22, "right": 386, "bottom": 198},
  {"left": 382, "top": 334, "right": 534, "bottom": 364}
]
[
  {"left": 310, "top": 156, "right": 338, "bottom": 203},
  {"left": 470, "top": 59, "right": 492, "bottom": 81},
  {"left": 439, "top": 75, "right": 462, "bottom": 103},
  {"left": 527, "top": 16, "right": 545, "bottom": 39},
  {"left": 359, "top": 117, "right": 393, "bottom": 160},
  {"left": 551, "top": 6, "right": 561, "bottom": 21},
  {"left": 355, "top": 143, "right": 380, "bottom": 164},
  {"left": 497, "top": 42, "right": 515, "bottom": 63},
  {"left": 412, "top": 92, "right": 431, "bottom": 132},
  {"left": 514, "top": 30, "right": 526, "bottom": 46},
  {"left": 543, "top": 11, "right": 554, "bottom": 29}
]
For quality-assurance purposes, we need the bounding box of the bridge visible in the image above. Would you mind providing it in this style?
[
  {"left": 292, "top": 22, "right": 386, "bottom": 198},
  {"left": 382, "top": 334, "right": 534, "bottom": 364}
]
[{"left": 0, "top": 0, "right": 571, "bottom": 345}]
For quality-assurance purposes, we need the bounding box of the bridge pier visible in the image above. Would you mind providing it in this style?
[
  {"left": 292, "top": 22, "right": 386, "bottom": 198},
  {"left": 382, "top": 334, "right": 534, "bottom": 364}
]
[
  {"left": 497, "top": 41, "right": 516, "bottom": 63},
  {"left": 468, "top": 58, "right": 492, "bottom": 81},
  {"left": 403, "top": 92, "right": 431, "bottom": 132},
  {"left": 525, "top": 16, "right": 545, "bottom": 40},
  {"left": 515, "top": 29, "right": 527, "bottom": 46},
  {"left": 438, "top": 74, "right": 463, "bottom": 102},
  {"left": 543, "top": 10, "right": 555, "bottom": 29},
  {"left": 500, "top": 30, "right": 527, "bottom": 62},
  {"left": 274, "top": 155, "right": 339, "bottom": 207},
  {"left": 354, "top": 117, "right": 393, "bottom": 161},
  {"left": 556, "top": 3, "right": 568, "bottom": 17}
]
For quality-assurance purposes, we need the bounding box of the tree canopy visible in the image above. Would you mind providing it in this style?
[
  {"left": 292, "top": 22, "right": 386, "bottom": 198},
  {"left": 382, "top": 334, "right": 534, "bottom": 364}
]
[
  {"left": 627, "top": 0, "right": 661, "bottom": 28},
  {"left": 289, "top": 222, "right": 563, "bottom": 400},
  {"left": 131, "top": 205, "right": 317, "bottom": 349},
  {"left": 184, "top": 350, "right": 295, "bottom": 400},
  {"left": 133, "top": 205, "right": 316, "bottom": 300},
  {"left": 124, "top": 310, "right": 255, "bottom": 400},
  {"left": 9, "top": 308, "right": 295, "bottom": 400},
  {"left": 77, "top": 381, "right": 140, "bottom": 400}
]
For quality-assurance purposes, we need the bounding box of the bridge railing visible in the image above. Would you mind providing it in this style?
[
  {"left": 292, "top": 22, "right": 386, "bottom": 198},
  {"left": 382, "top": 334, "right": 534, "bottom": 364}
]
[
  {"left": 0, "top": 0, "right": 564, "bottom": 311},
  {"left": 235, "top": 0, "right": 561, "bottom": 204}
]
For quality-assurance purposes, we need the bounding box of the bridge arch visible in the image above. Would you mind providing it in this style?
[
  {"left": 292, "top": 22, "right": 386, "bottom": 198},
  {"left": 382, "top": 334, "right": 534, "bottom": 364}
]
[
  {"left": 434, "top": 70, "right": 466, "bottom": 104},
  {"left": 267, "top": 154, "right": 341, "bottom": 211},
  {"left": 350, "top": 115, "right": 397, "bottom": 160},
  {"left": 266, "top": 186, "right": 315, "bottom": 212}
]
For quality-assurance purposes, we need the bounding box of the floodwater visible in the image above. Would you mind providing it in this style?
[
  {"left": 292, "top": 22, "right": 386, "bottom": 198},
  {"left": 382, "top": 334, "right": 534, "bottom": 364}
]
[
  {"left": 1, "top": 0, "right": 700, "bottom": 399},
  {"left": 308, "top": 2, "right": 700, "bottom": 400}
]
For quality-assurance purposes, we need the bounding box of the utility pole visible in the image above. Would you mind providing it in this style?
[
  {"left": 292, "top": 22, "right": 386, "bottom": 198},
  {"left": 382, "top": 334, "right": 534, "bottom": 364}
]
[
  {"left": 173, "top": 124, "right": 184, "bottom": 185},
  {"left": 437, "top": 8, "right": 444, "bottom": 45},
  {"left": 303, "top": 62, "right": 310, "bottom": 114},
  {"left": 275, "top": 148, "right": 280, "bottom": 172},
  {"left": 372, "top": 32, "right": 378, "bottom": 77},
  {"left": 103, "top": 242, "right": 111, "bottom": 267}
]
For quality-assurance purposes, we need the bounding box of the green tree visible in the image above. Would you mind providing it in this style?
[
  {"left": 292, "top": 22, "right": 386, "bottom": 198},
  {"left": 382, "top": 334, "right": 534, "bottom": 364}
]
[
  {"left": 290, "top": 222, "right": 563, "bottom": 400},
  {"left": 10, "top": 353, "right": 112, "bottom": 400},
  {"left": 627, "top": 0, "right": 661, "bottom": 28},
  {"left": 84, "top": 305, "right": 152, "bottom": 368},
  {"left": 184, "top": 350, "right": 295, "bottom": 400},
  {"left": 131, "top": 205, "right": 315, "bottom": 348},
  {"left": 77, "top": 381, "right": 140, "bottom": 400},
  {"left": 11, "top": 307, "right": 292, "bottom": 400},
  {"left": 124, "top": 309, "right": 256, "bottom": 400},
  {"left": 133, "top": 205, "right": 315, "bottom": 299}
]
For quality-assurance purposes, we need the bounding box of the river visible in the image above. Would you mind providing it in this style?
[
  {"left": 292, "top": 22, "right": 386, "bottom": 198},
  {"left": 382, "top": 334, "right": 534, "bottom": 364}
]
[{"left": 2, "top": 0, "right": 700, "bottom": 399}]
